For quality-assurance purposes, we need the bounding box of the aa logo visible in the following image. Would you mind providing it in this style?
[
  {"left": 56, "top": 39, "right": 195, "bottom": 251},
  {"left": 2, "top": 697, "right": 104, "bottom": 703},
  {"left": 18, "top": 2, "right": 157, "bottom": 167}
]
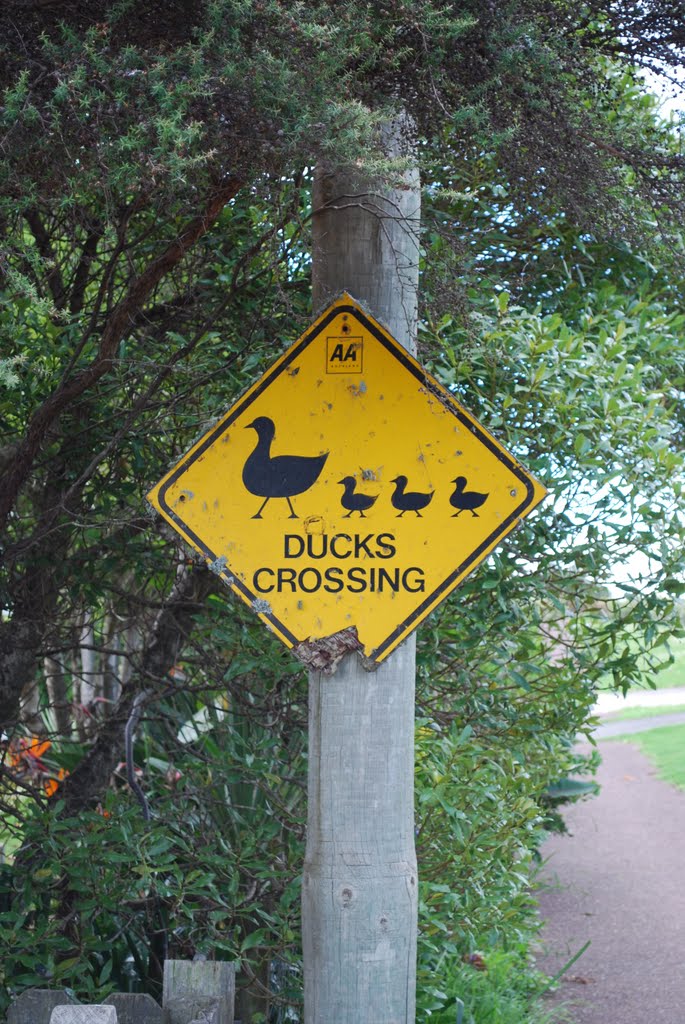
[{"left": 326, "top": 337, "right": 363, "bottom": 373}]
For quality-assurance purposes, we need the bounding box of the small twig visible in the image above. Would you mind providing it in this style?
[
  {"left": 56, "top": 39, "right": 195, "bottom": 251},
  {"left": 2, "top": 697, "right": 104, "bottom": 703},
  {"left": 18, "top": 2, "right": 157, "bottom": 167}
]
[{"left": 125, "top": 691, "right": 151, "bottom": 821}]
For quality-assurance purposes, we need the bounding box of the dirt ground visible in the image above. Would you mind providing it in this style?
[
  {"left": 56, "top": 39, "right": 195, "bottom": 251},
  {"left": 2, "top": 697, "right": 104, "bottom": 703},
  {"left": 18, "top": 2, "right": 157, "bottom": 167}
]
[{"left": 536, "top": 738, "right": 685, "bottom": 1023}]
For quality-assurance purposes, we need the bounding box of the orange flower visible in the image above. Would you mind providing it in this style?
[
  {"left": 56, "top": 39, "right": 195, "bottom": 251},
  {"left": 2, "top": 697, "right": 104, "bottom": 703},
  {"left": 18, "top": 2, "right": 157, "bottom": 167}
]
[
  {"left": 5, "top": 734, "right": 68, "bottom": 797},
  {"left": 44, "top": 767, "right": 69, "bottom": 798},
  {"left": 26, "top": 737, "right": 52, "bottom": 759},
  {"left": 8, "top": 735, "right": 51, "bottom": 773}
]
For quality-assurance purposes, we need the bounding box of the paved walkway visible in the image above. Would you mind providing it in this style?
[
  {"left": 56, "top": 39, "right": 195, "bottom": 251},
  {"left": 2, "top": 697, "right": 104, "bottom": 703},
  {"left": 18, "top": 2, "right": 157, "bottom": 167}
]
[
  {"left": 536, "top": 738, "right": 685, "bottom": 1023},
  {"left": 594, "top": 710, "right": 685, "bottom": 739},
  {"left": 593, "top": 685, "right": 685, "bottom": 715}
]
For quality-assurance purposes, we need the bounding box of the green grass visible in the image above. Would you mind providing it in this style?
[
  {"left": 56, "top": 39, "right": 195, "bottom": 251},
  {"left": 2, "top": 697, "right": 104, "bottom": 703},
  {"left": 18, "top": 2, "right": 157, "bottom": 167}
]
[
  {"left": 624, "top": 723, "right": 685, "bottom": 789},
  {"left": 606, "top": 703, "right": 685, "bottom": 722}
]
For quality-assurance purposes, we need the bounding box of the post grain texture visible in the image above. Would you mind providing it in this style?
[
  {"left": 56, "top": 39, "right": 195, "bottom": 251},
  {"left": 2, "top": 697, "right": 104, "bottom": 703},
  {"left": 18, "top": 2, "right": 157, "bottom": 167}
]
[{"left": 304, "top": 115, "right": 420, "bottom": 1024}]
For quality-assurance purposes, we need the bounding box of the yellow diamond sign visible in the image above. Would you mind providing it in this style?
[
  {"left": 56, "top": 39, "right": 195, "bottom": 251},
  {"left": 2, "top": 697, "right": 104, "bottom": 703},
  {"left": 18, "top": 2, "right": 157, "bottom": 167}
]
[{"left": 147, "top": 294, "right": 546, "bottom": 664}]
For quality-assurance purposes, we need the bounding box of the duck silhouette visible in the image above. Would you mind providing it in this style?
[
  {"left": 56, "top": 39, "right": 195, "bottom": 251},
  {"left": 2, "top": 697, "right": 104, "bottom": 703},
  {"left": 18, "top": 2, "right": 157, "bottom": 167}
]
[
  {"left": 243, "top": 416, "right": 328, "bottom": 519},
  {"left": 449, "top": 476, "right": 488, "bottom": 517},
  {"left": 389, "top": 475, "right": 434, "bottom": 517},
  {"left": 338, "top": 477, "right": 378, "bottom": 518}
]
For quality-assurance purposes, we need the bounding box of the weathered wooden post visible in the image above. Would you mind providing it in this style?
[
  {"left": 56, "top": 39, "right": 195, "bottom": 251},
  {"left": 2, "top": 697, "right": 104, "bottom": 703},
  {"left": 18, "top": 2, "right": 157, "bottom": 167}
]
[
  {"left": 302, "top": 117, "right": 421, "bottom": 1023},
  {"left": 163, "top": 959, "right": 236, "bottom": 1024}
]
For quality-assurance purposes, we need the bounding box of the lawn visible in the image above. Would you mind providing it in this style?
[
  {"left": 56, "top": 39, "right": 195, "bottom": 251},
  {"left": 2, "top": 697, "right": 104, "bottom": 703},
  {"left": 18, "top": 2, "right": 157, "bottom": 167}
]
[
  {"left": 623, "top": 723, "right": 685, "bottom": 790},
  {"left": 608, "top": 703, "right": 685, "bottom": 722}
]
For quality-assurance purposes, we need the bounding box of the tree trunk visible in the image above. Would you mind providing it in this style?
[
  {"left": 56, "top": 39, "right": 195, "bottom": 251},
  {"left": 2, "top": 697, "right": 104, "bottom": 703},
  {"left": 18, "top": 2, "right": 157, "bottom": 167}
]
[
  {"left": 103, "top": 613, "right": 122, "bottom": 711},
  {"left": 45, "top": 656, "right": 71, "bottom": 737},
  {"left": 19, "top": 678, "right": 44, "bottom": 735},
  {"left": 303, "top": 114, "right": 421, "bottom": 1024}
]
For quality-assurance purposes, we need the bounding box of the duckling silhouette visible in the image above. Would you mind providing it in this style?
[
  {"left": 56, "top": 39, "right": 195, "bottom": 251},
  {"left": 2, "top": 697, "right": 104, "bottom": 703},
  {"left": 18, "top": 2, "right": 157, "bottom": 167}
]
[
  {"left": 449, "top": 476, "right": 488, "bottom": 517},
  {"left": 338, "top": 477, "right": 378, "bottom": 518},
  {"left": 389, "top": 475, "right": 434, "bottom": 517},
  {"left": 243, "top": 417, "right": 328, "bottom": 519}
]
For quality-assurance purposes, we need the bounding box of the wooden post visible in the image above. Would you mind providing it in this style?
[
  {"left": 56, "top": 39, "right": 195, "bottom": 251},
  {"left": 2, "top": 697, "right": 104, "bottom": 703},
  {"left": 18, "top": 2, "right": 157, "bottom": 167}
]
[
  {"left": 163, "top": 960, "right": 236, "bottom": 1024},
  {"left": 303, "top": 116, "right": 421, "bottom": 1023}
]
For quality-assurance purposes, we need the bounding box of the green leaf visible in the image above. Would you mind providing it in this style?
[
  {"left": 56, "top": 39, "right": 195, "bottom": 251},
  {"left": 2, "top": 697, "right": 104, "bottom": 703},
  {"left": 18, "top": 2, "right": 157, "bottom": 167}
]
[{"left": 240, "top": 929, "right": 269, "bottom": 952}]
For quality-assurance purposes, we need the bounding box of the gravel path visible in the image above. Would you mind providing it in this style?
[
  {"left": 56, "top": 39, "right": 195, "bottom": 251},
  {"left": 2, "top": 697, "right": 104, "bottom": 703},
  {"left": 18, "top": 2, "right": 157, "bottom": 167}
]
[{"left": 536, "top": 739, "right": 685, "bottom": 1023}]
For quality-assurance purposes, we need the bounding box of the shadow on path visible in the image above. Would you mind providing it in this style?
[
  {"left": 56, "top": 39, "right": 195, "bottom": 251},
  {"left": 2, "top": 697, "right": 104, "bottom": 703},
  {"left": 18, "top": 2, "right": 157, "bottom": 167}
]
[{"left": 536, "top": 740, "right": 685, "bottom": 1023}]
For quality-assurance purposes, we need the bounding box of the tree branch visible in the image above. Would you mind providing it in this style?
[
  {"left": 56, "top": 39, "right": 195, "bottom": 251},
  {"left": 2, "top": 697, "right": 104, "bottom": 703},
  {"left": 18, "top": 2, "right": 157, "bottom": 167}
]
[
  {"left": 56, "top": 565, "right": 216, "bottom": 815},
  {"left": 24, "top": 208, "right": 66, "bottom": 308},
  {"left": 0, "top": 179, "right": 242, "bottom": 534},
  {"left": 69, "top": 221, "right": 104, "bottom": 315}
]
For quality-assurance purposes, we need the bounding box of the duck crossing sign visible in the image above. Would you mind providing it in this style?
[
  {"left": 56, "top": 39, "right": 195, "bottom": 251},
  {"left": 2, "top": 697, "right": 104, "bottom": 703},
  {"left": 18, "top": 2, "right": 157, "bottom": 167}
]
[{"left": 147, "top": 294, "right": 546, "bottom": 666}]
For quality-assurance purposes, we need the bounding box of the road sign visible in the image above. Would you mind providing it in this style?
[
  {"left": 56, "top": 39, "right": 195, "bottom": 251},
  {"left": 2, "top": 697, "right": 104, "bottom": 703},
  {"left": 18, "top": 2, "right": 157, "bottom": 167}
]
[{"left": 146, "top": 294, "right": 546, "bottom": 664}]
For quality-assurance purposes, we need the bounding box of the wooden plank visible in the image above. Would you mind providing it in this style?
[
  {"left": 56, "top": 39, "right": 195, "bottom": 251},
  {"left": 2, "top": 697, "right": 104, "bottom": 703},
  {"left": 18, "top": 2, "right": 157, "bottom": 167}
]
[
  {"left": 7, "top": 989, "right": 75, "bottom": 1024},
  {"left": 162, "top": 960, "right": 235, "bottom": 1024},
  {"left": 103, "top": 993, "right": 166, "bottom": 1024},
  {"left": 49, "top": 1007, "right": 117, "bottom": 1024}
]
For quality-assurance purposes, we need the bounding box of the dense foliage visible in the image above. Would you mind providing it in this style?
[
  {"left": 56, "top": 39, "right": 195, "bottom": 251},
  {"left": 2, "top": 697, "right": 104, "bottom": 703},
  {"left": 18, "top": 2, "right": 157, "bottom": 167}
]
[{"left": 1, "top": 2, "right": 685, "bottom": 1021}]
